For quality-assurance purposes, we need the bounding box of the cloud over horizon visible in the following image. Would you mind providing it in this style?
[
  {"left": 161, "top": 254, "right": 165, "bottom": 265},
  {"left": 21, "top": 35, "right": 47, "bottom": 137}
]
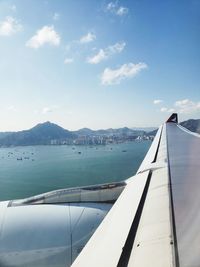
[
  {"left": 26, "top": 25, "right": 60, "bottom": 48},
  {"left": 160, "top": 107, "right": 175, "bottom": 113},
  {"left": 160, "top": 99, "right": 200, "bottom": 114},
  {"left": 42, "top": 105, "right": 59, "bottom": 114},
  {"left": 106, "top": 2, "right": 129, "bottom": 16},
  {"left": 154, "top": 99, "right": 163, "bottom": 104},
  {"left": 87, "top": 42, "right": 126, "bottom": 64},
  {"left": 175, "top": 99, "right": 200, "bottom": 114},
  {"left": 0, "top": 16, "right": 22, "bottom": 36},
  {"left": 80, "top": 32, "right": 96, "bottom": 44},
  {"left": 101, "top": 62, "right": 148, "bottom": 85}
]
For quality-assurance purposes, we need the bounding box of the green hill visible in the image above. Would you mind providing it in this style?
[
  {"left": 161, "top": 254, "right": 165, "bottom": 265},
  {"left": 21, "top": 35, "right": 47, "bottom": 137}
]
[{"left": 0, "top": 122, "right": 76, "bottom": 146}]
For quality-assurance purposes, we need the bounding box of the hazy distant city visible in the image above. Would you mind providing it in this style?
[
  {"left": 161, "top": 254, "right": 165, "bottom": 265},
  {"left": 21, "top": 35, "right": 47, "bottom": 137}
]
[{"left": 0, "top": 119, "right": 199, "bottom": 147}]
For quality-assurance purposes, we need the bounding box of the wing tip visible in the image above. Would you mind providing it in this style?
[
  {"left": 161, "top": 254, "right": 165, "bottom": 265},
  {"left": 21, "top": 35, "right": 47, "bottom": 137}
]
[{"left": 166, "top": 113, "right": 178, "bottom": 123}]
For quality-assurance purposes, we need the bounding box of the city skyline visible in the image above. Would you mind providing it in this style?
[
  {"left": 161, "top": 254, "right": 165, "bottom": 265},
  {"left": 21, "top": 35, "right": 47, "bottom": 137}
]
[{"left": 0, "top": 0, "right": 199, "bottom": 131}]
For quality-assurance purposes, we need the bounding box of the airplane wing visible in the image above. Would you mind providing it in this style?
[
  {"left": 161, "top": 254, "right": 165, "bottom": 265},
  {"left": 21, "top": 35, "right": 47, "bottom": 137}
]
[
  {"left": 71, "top": 113, "right": 200, "bottom": 267},
  {"left": 0, "top": 113, "right": 200, "bottom": 267}
]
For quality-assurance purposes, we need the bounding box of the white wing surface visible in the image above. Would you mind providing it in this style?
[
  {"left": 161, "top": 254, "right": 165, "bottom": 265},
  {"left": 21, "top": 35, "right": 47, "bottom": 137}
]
[{"left": 72, "top": 113, "right": 200, "bottom": 267}]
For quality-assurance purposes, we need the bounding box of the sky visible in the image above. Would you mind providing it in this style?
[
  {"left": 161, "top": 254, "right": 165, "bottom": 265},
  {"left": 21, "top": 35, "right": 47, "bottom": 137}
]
[{"left": 0, "top": 0, "right": 199, "bottom": 131}]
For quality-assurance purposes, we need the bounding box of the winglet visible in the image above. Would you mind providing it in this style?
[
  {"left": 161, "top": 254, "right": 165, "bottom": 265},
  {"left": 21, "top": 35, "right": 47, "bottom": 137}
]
[{"left": 166, "top": 113, "right": 178, "bottom": 123}]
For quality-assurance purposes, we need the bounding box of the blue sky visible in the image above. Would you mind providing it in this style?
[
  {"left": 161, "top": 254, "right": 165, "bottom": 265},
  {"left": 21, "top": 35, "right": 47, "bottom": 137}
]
[{"left": 0, "top": 0, "right": 199, "bottom": 131}]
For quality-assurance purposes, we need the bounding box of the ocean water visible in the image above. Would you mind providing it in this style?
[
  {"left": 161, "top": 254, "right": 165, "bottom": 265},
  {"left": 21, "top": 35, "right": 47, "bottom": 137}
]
[{"left": 0, "top": 141, "right": 151, "bottom": 201}]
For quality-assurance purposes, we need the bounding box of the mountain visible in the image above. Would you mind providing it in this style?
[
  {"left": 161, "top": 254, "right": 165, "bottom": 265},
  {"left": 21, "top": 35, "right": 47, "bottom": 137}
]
[
  {"left": 74, "top": 127, "right": 145, "bottom": 137},
  {"left": 0, "top": 132, "right": 12, "bottom": 139},
  {"left": 147, "top": 129, "right": 158, "bottom": 136},
  {"left": 131, "top": 127, "right": 157, "bottom": 132},
  {"left": 147, "top": 118, "right": 200, "bottom": 137},
  {"left": 0, "top": 123, "right": 146, "bottom": 147},
  {"left": 0, "top": 118, "right": 199, "bottom": 147},
  {"left": 0, "top": 122, "right": 76, "bottom": 146},
  {"left": 73, "top": 128, "right": 96, "bottom": 136},
  {"left": 180, "top": 119, "right": 200, "bottom": 134},
  {"left": 103, "top": 127, "right": 145, "bottom": 136}
]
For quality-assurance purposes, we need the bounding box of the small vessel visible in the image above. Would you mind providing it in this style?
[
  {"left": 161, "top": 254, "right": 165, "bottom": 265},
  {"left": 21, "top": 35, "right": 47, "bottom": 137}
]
[{"left": 17, "top": 157, "right": 22, "bottom": 161}]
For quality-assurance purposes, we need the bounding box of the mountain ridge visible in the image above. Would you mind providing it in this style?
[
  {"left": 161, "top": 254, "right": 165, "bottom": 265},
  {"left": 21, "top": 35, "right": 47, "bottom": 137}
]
[
  {"left": 0, "top": 119, "right": 199, "bottom": 147},
  {"left": 0, "top": 122, "right": 75, "bottom": 146}
]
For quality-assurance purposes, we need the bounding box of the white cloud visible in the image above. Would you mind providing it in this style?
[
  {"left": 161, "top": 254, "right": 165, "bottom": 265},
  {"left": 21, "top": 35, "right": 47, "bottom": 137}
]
[
  {"left": 109, "top": 42, "right": 126, "bottom": 53},
  {"left": 160, "top": 107, "right": 175, "bottom": 113},
  {"left": 42, "top": 107, "right": 53, "bottom": 114},
  {"left": 116, "top": 6, "right": 129, "bottom": 16},
  {"left": 159, "top": 98, "right": 200, "bottom": 114},
  {"left": 26, "top": 26, "right": 60, "bottom": 49},
  {"left": 175, "top": 99, "right": 200, "bottom": 114},
  {"left": 64, "top": 58, "right": 74, "bottom": 64},
  {"left": 53, "top": 12, "right": 60, "bottom": 21},
  {"left": 101, "top": 62, "right": 147, "bottom": 85},
  {"left": 106, "top": 2, "right": 117, "bottom": 11},
  {"left": 80, "top": 32, "right": 96, "bottom": 44},
  {"left": 160, "top": 107, "right": 168, "bottom": 112},
  {"left": 106, "top": 2, "right": 129, "bottom": 16},
  {"left": 0, "top": 16, "right": 22, "bottom": 36},
  {"left": 153, "top": 99, "right": 163, "bottom": 104},
  {"left": 42, "top": 105, "right": 58, "bottom": 114},
  {"left": 88, "top": 49, "right": 106, "bottom": 64},
  {"left": 87, "top": 42, "right": 126, "bottom": 64}
]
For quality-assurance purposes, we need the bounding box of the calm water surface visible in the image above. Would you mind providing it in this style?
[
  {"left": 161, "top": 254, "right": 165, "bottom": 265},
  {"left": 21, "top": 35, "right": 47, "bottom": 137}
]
[{"left": 0, "top": 142, "right": 151, "bottom": 201}]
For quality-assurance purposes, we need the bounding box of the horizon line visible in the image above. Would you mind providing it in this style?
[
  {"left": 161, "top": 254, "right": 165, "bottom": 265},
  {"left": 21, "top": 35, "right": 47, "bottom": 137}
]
[{"left": 0, "top": 121, "right": 158, "bottom": 133}]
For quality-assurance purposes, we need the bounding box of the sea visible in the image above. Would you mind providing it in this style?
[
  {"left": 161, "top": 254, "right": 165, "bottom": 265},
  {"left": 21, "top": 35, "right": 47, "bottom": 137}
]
[{"left": 0, "top": 141, "right": 151, "bottom": 201}]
